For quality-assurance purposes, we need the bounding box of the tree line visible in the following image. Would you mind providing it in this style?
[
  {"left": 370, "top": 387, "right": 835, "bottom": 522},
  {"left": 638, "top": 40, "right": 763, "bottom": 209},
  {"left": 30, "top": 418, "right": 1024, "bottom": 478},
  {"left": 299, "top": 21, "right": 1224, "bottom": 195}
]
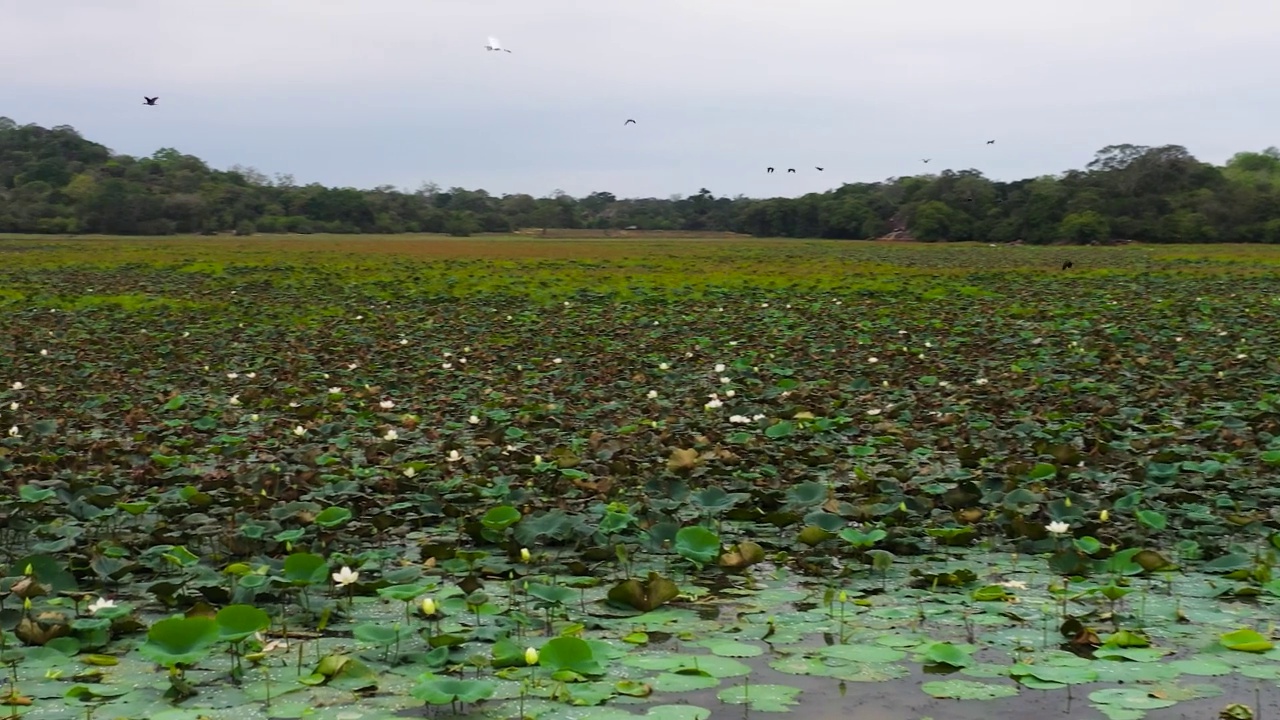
[{"left": 1, "top": 117, "right": 1278, "bottom": 242}]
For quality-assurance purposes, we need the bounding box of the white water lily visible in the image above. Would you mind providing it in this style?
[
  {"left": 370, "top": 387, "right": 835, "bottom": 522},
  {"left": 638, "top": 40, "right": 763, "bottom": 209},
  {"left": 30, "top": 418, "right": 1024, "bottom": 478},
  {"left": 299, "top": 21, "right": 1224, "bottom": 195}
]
[
  {"left": 332, "top": 566, "right": 359, "bottom": 587},
  {"left": 867, "top": 357, "right": 878, "bottom": 364},
  {"left": 9, "top": 402, "right": 17, "bottom": 410},
  {"left": 725, "top": 390, "right": 736, "bottom": 397},
  {"left": 704, "top": 397, "right": 723, "bottom": 410},
  {"left": 293, "top": 425, "right": 306, "bottom": 437},
  {"left": 448, "top": 449, "right": 462, "bottom": 462},
  {"left": 380, "top": 400, "right": 395, "bottom": 410},
  {"left": 752, "top": 414, "right": 766, "bottom": 421},
  {"left": 658, "top": 362, "right": 670, "bottom": 370},
  {"left": 399, "top": 338, "right": 409, "bottom": 345},
  {"left": 1046, "top": 521, "right": 1070, "bottom": 535},
  {"left": 11, "top": 382, "right": 24, "bottom": 390},
  {"left": 468, "top": 414, "right": 480, "bottom": 424},
  {"left": 403, "top": 466, "right": 417, "bottom": 478},
  {"left": 87, "top": 597, "right": 117, "bottom": 614},
  {"left": 729, "top": 415, "right": 751, "bottom": 424},
  {"left": 866, "top": 408, "right": 882, "bottom": 416},
  {"left": 7, "top": 425, "right": 17, "bottom": 437},
  {"left": 39, "top": 349, "right": 48, "bottom": 356},
  {"left": 229, "top": 395, "right": 240, "bottom": 406},
  {"left": 995, "top": 580, "right": 1027, "bottom": 590},
  {"left": 249, "top": 414, "right": 260, "bottom": 422},
  {"left": 383, "top": 429, "right": 399, "bottom": 441},
  {"left": 975, "top": 378, "right": 989, "bottom": 386},
  {"left": 226, "top": 372, "right": 238, "bottom": 379},
  {"left": 328, "top": 387, "right": 342, "bottom": 394},
  {"left": 347, "top": 363, "right": 359, "bottom": 370},
  {"left": 720, "top": 376, "right": 731, "bottom": 384},
  {"left": 442, "top": 363, "right": 453, "bottom": 370},
  {"left": 552, "top": 358, "right": 563, "bottom": 364},
  {"left": 714, "top": 363, "right": 726, "bottom": 373},
  {"left": 289, "top": 401, "right": 300, "bottom": 407},
  {"left": 354, "top": 315, "right": 363, "bottom": 320},
  {"left": 647, "top": 390, "right": 658, "bottom": 399}
]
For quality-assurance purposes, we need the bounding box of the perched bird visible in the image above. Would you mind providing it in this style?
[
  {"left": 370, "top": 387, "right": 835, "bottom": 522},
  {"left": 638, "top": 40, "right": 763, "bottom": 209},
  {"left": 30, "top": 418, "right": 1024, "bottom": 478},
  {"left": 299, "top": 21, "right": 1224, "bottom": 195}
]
[
  {"left": 766, "top": 167, "right": 774, "bottom": 173},
  {"left": 787, "top": 168, "right": 796, "bottom": 173},
  {"left": 1062, "top": 260, "right": 1074, "bottom": 270},
  {"left": 986, "top": 139, "right": 995, "bottom": 145},
  {"left": 624, "top": 119, "right": 636, "bottom": 125},
  {"left": 815, "top": 166, "right": 824, "bottom": 171},
  {"left": 485, "top": 36, "right": 512, "bottom": 53},
  {"left": 143, "top": 96, "right": 158, "bottom": 106}
]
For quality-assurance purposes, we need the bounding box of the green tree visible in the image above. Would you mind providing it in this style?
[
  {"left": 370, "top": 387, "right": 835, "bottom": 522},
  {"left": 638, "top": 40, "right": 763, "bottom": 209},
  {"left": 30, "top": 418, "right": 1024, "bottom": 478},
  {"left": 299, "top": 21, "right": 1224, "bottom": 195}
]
[{"left": 1058, "top": 211, "right": 1110, "bottom": 243}]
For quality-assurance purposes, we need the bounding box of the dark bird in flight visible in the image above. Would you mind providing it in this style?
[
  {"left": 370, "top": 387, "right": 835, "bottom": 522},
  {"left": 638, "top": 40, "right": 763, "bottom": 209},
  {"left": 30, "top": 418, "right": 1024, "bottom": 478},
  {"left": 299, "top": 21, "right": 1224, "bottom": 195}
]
[
  {"left": 986, "top": 139, "right": 995, "bottom": 145},
  {"left": 143, "top": 96, "right": 158, "bottom": 106},
  {"left": 787, "top": 168, "right": 796, "bottom": 173},
  {"left": 624, "top": 119, "right": 636, "bottom": 125},
  {"left": 815, "top": 166, "right": 824, "bottom": 171},
  {"left": 922, "top": 158, "right": 931, "bottom": 163},
  {"left": 767, "top": 167, "right": 774, "bottom": 173},
  {"left": 1062, "top": 260, "right": 1073, "bottom": 270}
]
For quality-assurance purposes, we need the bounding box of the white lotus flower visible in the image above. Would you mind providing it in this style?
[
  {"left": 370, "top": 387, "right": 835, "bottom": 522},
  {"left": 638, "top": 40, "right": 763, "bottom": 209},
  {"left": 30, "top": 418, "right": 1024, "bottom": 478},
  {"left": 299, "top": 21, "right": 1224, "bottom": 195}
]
[
  {"left": 1046, "top": 521, "right": 1070, "bottom": 535},
  {"left": 729, "top": 414, "right": 751, "bottom": 424},
  {"left": 659, "top": 363, "right": 670, "bottom": 370},
  {"left": 442, "top": 363, "right": 452, "bottom": 370},
  {"left": 399, "top": 338, "right": 409, "bottom": 345},
  {"left": 468, "top": 414, "right": 480, "bottom": 424},
  {"left": 288, "top": 401, "right": 300, "bottom": 408},
  {"left": 226, "top": 372, "right": 238, "bottom": 379},
  {"left": 39, "top": 349, "right": 48, "bottom": 356},
  {"left": 7, "top": 425, "right": 17, "bottom": 437},
  {"left": 249, "top": 414, "right": 260, "bottom": 421},
  {"left": 383, "top": 429, "right": 399, "bottom": 441},
  {"left": 11, "top": 382, "right": 23, "bottom": 390},
  {"left": 354, "top": 315, "right": 363, "bottom": 320},
  {"left": 714, "top": 363, "right": 726, "bottom": 373},
  {"left": 332, "top": 566, "right": 359, "bottom": 587},
  {"left": 246, "top": 372, "right": 256, "bottom": 379},
  {"left": 866, "top": 408, "right": 882, "bottom": 416},
  {"left": 293, "top": 425, "right": 306, "bottom": 437},
  {"left": 705, "top": 397, "right": 723, "bottom": 410},
  {"left": 752, "top": 414, "right": 765, "bottom": 421},
  {"left": 229, "top": 395, "right": 240, "bottom": 406},
  {"left": 867, "top": 357, "right": 878, "bottom": 364},
  {"left": 975, "top": 378, "right": 989, "bottom": 386},
  {"left": 87, "top": 597, "right": 116, "bottom": 614},
  {"left": 403, "top": 466, "right": 417, "bottom": 478},
  {"left": 380, "top": 400, "right": 395, "bottom": 410},
  {"left": 328, "top": 387, "right": 342, "bottom": 394},
  {"left": 725, "top": 390, "right": 736, "bottom": 397},
  {"left": 448, "top": 449, "right": 462, "bottom": 462},
  {"left": 9, "top": 402, "right": 18, "bottom": 410},
  {"left": 647, "top": 390, "right": 658, "bottom": 399},
  {"left": 347, "top": 363, "right": 359, "bottom": 370}
]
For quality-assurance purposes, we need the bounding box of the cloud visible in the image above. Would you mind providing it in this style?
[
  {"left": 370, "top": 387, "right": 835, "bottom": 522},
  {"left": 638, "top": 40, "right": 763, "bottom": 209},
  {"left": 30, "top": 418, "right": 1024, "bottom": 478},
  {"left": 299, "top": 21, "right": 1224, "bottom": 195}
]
[{"left": 3, "top": 0, "right": 1277, "bottom": 198}]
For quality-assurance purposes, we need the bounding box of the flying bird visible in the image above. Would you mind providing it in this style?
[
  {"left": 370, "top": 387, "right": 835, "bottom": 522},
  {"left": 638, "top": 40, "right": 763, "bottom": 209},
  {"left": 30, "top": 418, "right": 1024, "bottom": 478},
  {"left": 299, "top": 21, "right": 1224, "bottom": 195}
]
[
  {"left": 815, "top": 167, "right": 824, "bottom": 171},
  {"left": 767, "top": 167, "right": 774, "bottom": 173},
  {"left": 986, "top": 139, "right": 995, "bottom": 145},
  {"left": 143, "top": 96, "right": 158, "bottom": 106},
  {"left": 922, "top": 159, "right": 931, "bottom": 163},
  {"left": 787, "top": 168, "right": 796, "bottom": 173},
  {"left": 485, "top": 36, "right": 512, "bottom": 53},
  {"left": 624, "top": 119, "right": 636, "bottom": 125},
  {"left": 1062, "top": 260, "right": 1074, "bottom": 270}
]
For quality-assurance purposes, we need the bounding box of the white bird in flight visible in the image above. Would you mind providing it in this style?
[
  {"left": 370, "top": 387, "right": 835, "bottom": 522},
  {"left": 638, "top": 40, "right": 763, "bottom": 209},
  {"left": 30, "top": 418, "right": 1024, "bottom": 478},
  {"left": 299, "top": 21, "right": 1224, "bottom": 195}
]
[{"left": 485, "top": 36, "right": 512, "bottom": 53}]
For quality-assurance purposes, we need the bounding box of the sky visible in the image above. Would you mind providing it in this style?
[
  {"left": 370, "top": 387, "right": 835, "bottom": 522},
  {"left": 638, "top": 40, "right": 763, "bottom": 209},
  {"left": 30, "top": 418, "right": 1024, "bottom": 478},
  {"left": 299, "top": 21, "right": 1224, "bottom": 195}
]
[{"left": 2, "top": 0, "right": 1278, "bottom": 200}]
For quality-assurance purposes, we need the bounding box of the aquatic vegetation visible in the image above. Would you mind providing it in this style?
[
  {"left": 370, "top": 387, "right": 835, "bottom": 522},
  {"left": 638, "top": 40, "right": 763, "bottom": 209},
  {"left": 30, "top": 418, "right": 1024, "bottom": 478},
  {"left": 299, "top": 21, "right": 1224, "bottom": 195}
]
[{"left": 1, "top": 236, "right": 1280, "bottom": 718}]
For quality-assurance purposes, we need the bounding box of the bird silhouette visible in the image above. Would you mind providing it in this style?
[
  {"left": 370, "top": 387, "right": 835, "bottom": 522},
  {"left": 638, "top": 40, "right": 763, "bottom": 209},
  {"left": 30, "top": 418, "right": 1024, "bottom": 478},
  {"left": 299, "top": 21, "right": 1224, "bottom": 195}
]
[
  {"left": 766, "top": 167, "right": 774, "bottom": 173},
  {"left": 815, "top": 166, "right": 824, "bottom": 171},
  {"left": 787, "top": 168, "right": 796, "bottom": 173},
  {"left": 485, "top": 36, "right": 512, "bottom": 52},
  {"left": 986, "top": 139, "right": 995, "bottom": 145},
  {"left": 922, "top": 158, "right": 931, "bottom": 163},
  {"left": 143, "top": 96, "right": 158, "bottom": 106},
  {"left": 624, "top": 119, "right": 636, "bottom": 125},
  {"left": 1062, "top": 260, "right": 1074, "bottom": 270}
]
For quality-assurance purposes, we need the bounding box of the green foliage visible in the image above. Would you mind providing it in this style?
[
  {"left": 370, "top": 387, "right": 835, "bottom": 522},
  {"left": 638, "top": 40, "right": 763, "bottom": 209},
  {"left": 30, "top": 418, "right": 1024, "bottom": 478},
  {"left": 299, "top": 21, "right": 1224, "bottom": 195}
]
[{"left": 2, "top": 118, "right": 1278, "bottom": 242}]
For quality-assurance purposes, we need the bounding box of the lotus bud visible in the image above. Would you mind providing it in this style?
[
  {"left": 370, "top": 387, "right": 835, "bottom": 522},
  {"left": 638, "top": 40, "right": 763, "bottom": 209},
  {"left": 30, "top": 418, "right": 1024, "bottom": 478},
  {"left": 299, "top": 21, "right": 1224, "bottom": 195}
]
[
  {"left": 520, "top": 548, "right": 531, "bottom": 563},
  {"left": 838, "top": 590, "right": 848, "bottom": 603},
  {"left": 421, "top": 597, "right": 436, "bottom": 616},
  {"left": 525, "top": 647, "right": 539, "bottom": 666},
  {"left": 1100, "top": 509, "right": 1109, "bottom": 522}
]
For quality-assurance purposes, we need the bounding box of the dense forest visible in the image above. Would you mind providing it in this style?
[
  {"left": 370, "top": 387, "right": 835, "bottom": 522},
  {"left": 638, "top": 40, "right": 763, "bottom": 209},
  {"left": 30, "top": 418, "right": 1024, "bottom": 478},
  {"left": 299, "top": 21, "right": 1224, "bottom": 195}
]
[{"left": 1, "top": 117, "right": 1278, "bottom": 242}]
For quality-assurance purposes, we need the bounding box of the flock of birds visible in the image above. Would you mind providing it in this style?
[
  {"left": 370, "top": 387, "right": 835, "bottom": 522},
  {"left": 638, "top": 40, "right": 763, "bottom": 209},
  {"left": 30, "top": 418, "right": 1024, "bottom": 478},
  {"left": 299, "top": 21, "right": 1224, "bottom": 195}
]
[{"left": 133, "top": 36, "right": 1074, "bottom": 270}]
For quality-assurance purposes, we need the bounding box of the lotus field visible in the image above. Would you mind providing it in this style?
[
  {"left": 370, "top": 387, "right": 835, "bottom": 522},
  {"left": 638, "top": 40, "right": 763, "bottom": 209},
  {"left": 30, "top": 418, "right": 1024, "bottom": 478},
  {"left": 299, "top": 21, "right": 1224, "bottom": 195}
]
[{"left": 4, "top": 235, "right": 1280, "bottom": 720}]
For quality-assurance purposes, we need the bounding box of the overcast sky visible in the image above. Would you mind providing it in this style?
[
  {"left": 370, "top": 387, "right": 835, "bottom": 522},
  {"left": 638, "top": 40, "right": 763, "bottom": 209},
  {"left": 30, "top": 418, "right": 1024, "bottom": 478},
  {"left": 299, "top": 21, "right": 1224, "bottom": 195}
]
[{"left": 3, "top": 0, "right": 1278, "bottom": 199}]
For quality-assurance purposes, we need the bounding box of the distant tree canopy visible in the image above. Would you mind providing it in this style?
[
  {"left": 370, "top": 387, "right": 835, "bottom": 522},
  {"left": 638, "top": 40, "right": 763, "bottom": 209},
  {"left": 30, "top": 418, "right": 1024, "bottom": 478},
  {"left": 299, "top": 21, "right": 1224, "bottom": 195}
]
[{"left": 1, "top": 117, "right": 1278, "bottom": 243}]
